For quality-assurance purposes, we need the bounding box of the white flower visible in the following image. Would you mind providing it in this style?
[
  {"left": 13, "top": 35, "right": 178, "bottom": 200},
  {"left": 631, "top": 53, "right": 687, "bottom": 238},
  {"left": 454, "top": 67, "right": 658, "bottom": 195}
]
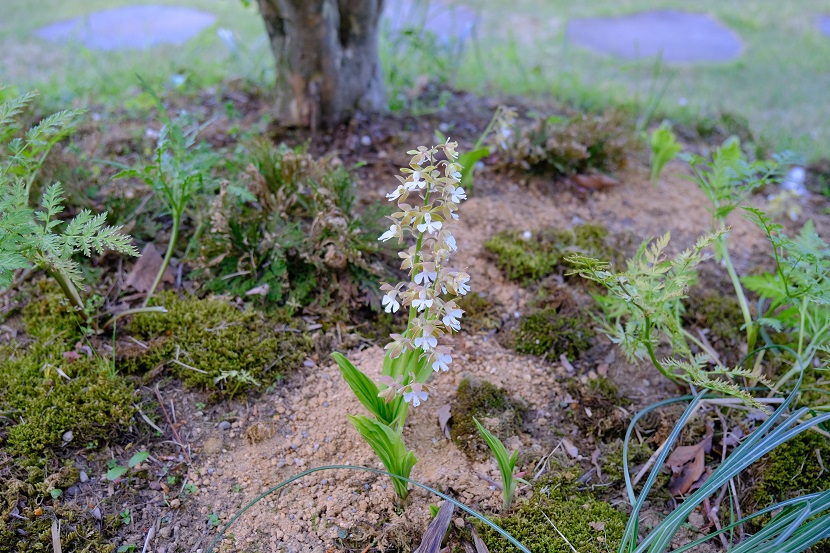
[
  {"left": 417, "top": 213, "right": 442, "bottom": 235},
  {"left": 442, "top": 307, "right": 463, "bottom": 331},
  {"left": 432, "top": 352, "right": 452, "bottom": 372},
  {"left": 450, "top": 170, "right": 462, "bottom": 182},
  {"left": 409, "top": 171, "right": 426, "bottom": 190},
  {"left": 379, "top": 224, "right": 398, "bottom": 242},
  {"left": 413, "top": 333, "right": 437, "bottom": 351},
  {"left": 381, "top": 293, "right": 400, "bottom": 313},
  {"left": 445, "top": 234, "right": 457, "bottom": 252},
  {"left": 386, "top": 185, "right": 407, "bottom": 201},
  {"left": 522, "top": 230, "right": 532, "bottom": 240},
  {"left": 414, "top": 269, "right": 437, "bottom": 285},
  {"left": 411, "top": 289, "right": 433, "bottom": 311},
  {"left": 456, "top": 274, "right": 471, "bottom": 295},
  {"left": 448, "top": 185, "right": 466, "bottom": 203},
  {"left": 403, "top": 382, "right": 429, "bottom": 407}
]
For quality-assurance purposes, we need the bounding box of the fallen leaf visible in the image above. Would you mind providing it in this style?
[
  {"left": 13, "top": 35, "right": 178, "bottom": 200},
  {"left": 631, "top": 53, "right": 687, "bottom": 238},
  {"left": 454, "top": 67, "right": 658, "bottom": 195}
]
[
  {"left": 125, "top": 242, "right": 175, "bottom": 293},
  {"left": 589, "top": 521, "right": 606, "bottom": 532},
  {"left": 245, "top": 284, "right": 270, "bottom": 296},
  {"left": 571, "top": 173, "right": 620, "bottom": 191},
  {"left": 562, "top": 438, "right": 579, "bottom": 459},
  {"left": 414, "top": 500, "right": 455, "bottom": 553},
  {"left": 471, "top": 525, "right": 491, "bottom": 553},
  {"left": 667, "top": 441, "right": 707, "bottom": 496},
  {"left": 437, "top": 404, "right": 452, "bottom": 440}
]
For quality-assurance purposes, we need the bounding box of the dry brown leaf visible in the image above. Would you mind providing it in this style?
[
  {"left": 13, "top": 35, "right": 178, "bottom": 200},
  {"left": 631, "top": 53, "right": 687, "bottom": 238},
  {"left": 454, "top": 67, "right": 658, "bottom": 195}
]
[
  {"left": 437, "top": 404, "right": 452, "bottom": 440},
  {"left": 589, "top": 521, "right": 606, "bottom": 532},
  {"left": 413, "top": 500, "right": 455, "bottom": 553},
  {"left": 571, "top": 173, "right": 620, "bottom": 191},
  {"left": 125, "top": 242, "right": 174, "bottom": 293},
  {"left": 667, "top": 442, "right": 706, "bottom": 496}
]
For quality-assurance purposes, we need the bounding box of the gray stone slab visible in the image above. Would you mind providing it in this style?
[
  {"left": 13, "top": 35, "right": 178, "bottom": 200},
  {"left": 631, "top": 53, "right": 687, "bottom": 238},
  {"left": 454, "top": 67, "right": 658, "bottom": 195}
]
[
  {"left": 383, "top": 0, "right": 478, "bottom": 44},
  {"left": 567, "top": 9, "right": 742, "bottom": 62},
  {"left": 34, "top": 5, "right": 216, "bottom": 51},
  {"left": 819, "top": 15, "right": 830, "bottom": 37}
]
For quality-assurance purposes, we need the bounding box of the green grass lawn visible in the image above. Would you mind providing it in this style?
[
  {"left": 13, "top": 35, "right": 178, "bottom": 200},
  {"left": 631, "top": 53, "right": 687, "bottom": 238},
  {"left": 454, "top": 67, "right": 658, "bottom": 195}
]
[
  {"left": 456, "top": 0, "right": 830, "bottom": 160},
  {"left": 2, "top": 0, "right": 829, "bottom": 159}
]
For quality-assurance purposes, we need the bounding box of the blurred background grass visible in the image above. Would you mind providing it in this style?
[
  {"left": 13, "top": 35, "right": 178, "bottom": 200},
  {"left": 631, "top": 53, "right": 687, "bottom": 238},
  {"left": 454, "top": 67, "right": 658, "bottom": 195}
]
[{"left": 1, "top": 0, "right": 829, "bottom": 159}]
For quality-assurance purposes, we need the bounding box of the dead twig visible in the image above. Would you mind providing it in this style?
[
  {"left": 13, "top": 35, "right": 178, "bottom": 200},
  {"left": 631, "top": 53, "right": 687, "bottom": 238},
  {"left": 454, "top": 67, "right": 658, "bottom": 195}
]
[{"left": 154, "top": 385, "right": 191, "bottom": 463}]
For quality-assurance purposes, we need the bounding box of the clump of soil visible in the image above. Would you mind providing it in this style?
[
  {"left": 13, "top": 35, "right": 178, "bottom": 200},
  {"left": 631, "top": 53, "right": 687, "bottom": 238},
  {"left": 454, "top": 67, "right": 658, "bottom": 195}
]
[
  {"left": 478, "top": 469, "right": 627, "bottom": 553},
  {"left": 565, "top": 376, "right": 630, "bottom": 439},
  {"left": 450, "top": 377, "right": 527, "bottom": 461},
  {"left": 121, "top": 292, "right": 312, "bottom": 397}
]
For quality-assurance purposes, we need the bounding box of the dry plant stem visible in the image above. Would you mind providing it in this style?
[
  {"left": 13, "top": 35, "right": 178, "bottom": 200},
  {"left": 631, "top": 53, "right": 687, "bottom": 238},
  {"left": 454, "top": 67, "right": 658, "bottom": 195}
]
[
  {"left": 153, "top": 384, "right": 191, "bottom": 463},
  {"left": 142, "top": 217, "right": 180, "bottom": 308}
]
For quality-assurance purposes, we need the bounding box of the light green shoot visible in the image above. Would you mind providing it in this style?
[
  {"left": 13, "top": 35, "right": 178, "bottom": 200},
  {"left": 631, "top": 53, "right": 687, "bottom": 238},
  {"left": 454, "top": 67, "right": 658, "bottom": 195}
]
[
  {"left": 347, "top": 415, "right": 417, "bottom": 500},
  {"left": 473, "top": 417, "right": 520, "bottom": 510},
  {"left": 649, "top": 123, "right": 681, "bottom": 185}
]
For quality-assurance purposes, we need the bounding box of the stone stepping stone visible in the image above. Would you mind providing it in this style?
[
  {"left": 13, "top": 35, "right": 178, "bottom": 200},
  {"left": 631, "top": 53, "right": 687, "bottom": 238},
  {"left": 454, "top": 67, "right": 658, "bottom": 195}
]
[
  {"left": 34, "top": 5, "right": 216, "bottom": 51},
  {"left": 566, "top": 9, "right": 742, "bottom": 62},
  {"left": 819, "top": 16, "right": 830, "bottom": 37},
  {"left": 383, "top": 0, "right": 478, "bottom": 44}
]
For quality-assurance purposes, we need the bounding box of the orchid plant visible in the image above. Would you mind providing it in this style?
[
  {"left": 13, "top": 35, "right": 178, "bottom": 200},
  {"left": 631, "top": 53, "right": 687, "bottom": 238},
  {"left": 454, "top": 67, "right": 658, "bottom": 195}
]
[{"left": 334, "top": 141, "right": 470, "bottom": 500}]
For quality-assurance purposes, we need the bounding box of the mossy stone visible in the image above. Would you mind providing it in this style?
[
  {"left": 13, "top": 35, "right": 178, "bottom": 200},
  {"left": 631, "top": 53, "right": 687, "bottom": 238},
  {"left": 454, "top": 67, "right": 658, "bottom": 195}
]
[
  {"left": 479, "top": 471, "right": 627, "bottom": 553},
  {"left": 121, "top": 292, "right": 312, "bottom": 397},
  {"left": 450, "top": 378, "right": 527, "bottom": 460}
]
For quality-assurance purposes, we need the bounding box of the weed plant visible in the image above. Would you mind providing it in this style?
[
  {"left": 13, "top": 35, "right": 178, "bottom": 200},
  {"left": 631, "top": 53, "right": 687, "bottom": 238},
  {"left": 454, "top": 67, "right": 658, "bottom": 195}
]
[
  {"left": 0, "top": 91, "right": 137, "bottom": 316},
  {"left": 197, "top": 140, "right": 388, "bottom": 315}
]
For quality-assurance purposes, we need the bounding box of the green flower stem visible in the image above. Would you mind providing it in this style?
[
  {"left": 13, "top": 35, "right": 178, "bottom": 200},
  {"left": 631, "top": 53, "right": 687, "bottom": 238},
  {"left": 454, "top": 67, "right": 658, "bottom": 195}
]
[
  {"left": 142, "top": 215, "right": 180, "bottom": 308},
  {"left": 716, "top": 237, "right": 756, "bottom": 361}
]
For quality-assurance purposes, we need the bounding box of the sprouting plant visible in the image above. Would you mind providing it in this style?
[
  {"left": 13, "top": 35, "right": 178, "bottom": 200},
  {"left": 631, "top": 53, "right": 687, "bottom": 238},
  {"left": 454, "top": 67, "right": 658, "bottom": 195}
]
[
  {"left": 334, "top": 141, "right": 470, "bottom": 500},
  {"left": 649, "top": 123, "right": 681, "bottom": 185},
  {"left": 214, "top": 369, "right": 260, "bottom": 398},
  {"left": 0, "top": 92, "right": 138, "bottom": 316},
  {"left": 105, "top": 450, "right": 149, "bottom": 481},
  {"left": 120, "top": 509, "right": 131, "bottom": 526},
  {"left": 619, "top": 375, "right": 830, "bottom": 553},
  {"left": 473, "top": 417, "right": 522, "bottom": 510},
  {"left": 741, "top": 210, "right": 830, "bottom": 392},
  {"left": 682, "top": 138, "right": 796, "bottom": 362},
  {"left": 567, "top": 230, "right": 768, "bottom": 405},
  {"left": 117, "top": 83, "right": 215, "bottom": 307}
]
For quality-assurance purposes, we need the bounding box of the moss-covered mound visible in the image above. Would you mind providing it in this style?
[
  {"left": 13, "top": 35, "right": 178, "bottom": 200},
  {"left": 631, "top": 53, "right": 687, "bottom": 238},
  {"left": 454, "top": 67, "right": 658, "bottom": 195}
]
[
  {"left": 506, "top": 308, "right": 594, "bottom": 359},
  {"left": 122, "top": 292, "right": 312, "bottom": 396},
  {"left": 0, "top": 293, "right": 135, "bottom": 463},
  {"left": 456, "top": 292, "right": 503, "bottom": 333},
  {"left": 485, "top": 223, "right": 611, "bottom": 283},
  {"left": 566, "top": 376, "right": 630, "bottom": 439},
  {"left": 479, "top": 470, "right": 627, "bottom": 553},
  {"left": 450, "top": 378, "right": 526, "bottom": 460},
  {"left": 753, "top": 431, "right": 830, "bottom": 509}
]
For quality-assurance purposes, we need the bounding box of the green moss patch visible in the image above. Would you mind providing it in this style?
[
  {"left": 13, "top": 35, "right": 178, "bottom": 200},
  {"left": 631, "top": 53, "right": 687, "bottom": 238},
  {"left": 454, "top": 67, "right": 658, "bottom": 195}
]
[
  {"left": 450, "top": 377, "right": 527, "bottom": 460},
  {"left": 485, "top": 223, "right": 611, "bottom": 283},
  {"left": 456, "top": 292, "right": 503, "bottom": 333},
  {"left": 0, "top": 293, "right": 135, "bottom": 463},
  {"left": 506, "top": 308, "right": 595, "bottom": 359},
  {"left": 122, "top": 292, "right": 312, "bottom": 396},
  {"left": 752, "top": 431, "right": 830, "bottom": 509},
  {"left": 479, "top": 471, "right": 627, "bottom": 553}
]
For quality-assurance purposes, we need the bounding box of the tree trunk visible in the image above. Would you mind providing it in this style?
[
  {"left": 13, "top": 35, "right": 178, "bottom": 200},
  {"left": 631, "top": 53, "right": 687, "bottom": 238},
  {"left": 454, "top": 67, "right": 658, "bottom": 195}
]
[{"left": 258, "top": 0, "right": 387, "bottom": 128}]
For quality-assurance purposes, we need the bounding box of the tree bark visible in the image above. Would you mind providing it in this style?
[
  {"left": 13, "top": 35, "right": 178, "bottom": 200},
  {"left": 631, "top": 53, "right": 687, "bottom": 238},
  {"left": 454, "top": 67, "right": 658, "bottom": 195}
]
[{"left": 258, "top": 0, "right": 387, "bottom": 128}]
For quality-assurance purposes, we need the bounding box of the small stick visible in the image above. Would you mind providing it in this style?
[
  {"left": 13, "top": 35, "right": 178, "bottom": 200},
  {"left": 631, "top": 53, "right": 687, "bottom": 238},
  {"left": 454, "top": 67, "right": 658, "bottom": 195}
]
[
  {"left": 541, "top": 512, "right": 578, "bottom": 553},
  {"left": 134, "top": 404, "right": 165, "bottom": 435},
  {"left": 140, "top": 526, "right": 155, "bottom": 553},
  {"left": 154, "top": 385, "right": 191, "bottom": 463}
]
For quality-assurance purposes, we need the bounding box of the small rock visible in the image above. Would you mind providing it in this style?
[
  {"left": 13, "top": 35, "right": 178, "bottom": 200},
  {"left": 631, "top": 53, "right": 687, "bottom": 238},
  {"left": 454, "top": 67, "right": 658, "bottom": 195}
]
[
  {"left": 79, "top": 471, "right": 89, "bottom": 483},
  {"left": 61, "top": 431, "right": 73, "bottom": 443},
  {"left": 360, "top": 135, "right": 371, "bottom": 146},
  {"left": 170, "top": 498, "right": 181, "bottom": 509},
  {"left": 149, "top": 481, "right": 161, "bottom": 491},
  {"left": 218, "top": 421, "right": 231, "bottom": 431},
  {"left": 453, "top": 517, "right": 465, "bottom": 529},
  {"left": 66, "top": 485, "right": 80, "bottom": 497}
]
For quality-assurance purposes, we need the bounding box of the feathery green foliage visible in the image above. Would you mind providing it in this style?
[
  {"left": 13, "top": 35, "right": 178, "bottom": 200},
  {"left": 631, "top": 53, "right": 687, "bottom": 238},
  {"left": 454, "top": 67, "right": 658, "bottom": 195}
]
[
  {"left": 567, "top": 229, "right": 768, "bottom": 405},
  {"left": 0, "top": 91, "right": 137, "bottom": 311}
]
